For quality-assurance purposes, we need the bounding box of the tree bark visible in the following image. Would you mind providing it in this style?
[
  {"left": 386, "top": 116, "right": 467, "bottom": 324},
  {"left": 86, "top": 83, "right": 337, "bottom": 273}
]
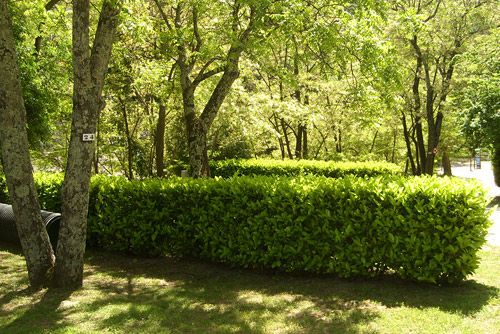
[
  {"left": 120, "top": 100, "right": 134, "bottom": 180},
  {"left": 302, "top": 124, "right": 308, "bottom": 159},
  {"left": 281, "top": 118, "right": 293, "bottom": 159},
  {"left": 54, "top": 0, "right": 119, "bottom": 288},
  {"left": 295, "top": 123, "right": 303, "bottom": 159},
  {"left": 155, "top": 104, "right": 166, "bottom": 177},
  {"left": 442, "top": 148, "right": 452, "bottom": 176},
  {"left": 0, "top": 1, "right": 55, "bottom": 288},
  {"left": 410, "top": 42, "right": 426, "bottom": 175}
]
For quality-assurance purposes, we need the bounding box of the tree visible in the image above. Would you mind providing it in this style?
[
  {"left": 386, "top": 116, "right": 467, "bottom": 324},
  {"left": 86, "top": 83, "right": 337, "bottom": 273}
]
[
  {"left": 393, "top": 0, "right": 497, "bottom": 175},
  {"left": 54, "top": 0, "right": 121, "bottom": 288},
  {"left": 455, "top": 28, "right": 500, "bottom": 184},
  {"left": 152, "top": 0, "right": 274, "bottom": 177},
  {"left": 0, "top": 0, "right": 55, "bottom": 288}
]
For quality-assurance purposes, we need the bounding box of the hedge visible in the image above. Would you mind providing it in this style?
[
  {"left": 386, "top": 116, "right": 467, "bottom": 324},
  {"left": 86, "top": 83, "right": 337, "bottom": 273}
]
[
  {"left": 1, "top": 173, "right": 488, "bottom": 284},
  {"left": 210, "top": 159, "right": 402, "bottom": 178}
]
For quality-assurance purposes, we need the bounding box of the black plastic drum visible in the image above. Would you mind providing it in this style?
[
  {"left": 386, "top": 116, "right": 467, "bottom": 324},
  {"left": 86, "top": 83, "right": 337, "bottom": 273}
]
[{"left": 0, "top": 203, "right": 60, "bottom": 249}]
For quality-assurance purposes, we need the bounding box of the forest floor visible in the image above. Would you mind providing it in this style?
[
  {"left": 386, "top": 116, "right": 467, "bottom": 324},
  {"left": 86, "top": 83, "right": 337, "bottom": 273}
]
[{"left": 0, "top": 244, "right": 499, "bottom": 334}]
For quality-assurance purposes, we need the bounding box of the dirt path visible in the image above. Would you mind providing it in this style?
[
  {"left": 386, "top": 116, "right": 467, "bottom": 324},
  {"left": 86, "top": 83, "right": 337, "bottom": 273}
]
[{"left": 450, "top": 161, "right": 500, "bottom": 246}]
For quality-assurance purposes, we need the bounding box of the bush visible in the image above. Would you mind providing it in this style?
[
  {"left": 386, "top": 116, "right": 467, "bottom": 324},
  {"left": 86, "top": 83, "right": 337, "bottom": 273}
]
[
  {"left": 0, "top": 173, "right": 490, "bottom": 284},
  {"left": 86, "top": 175, "right": 489, "bottom": 284},
  {"left": 210, "top": 159, "right": 402, "bottom": 178},
  {"left": 0, "top": 173, "right": 63, "bottom": 207}
]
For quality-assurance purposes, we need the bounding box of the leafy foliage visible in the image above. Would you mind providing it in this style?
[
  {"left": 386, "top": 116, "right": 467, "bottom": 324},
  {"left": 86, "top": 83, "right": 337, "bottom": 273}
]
[
  {"left": 210, "top": 159, "right": 402, "bottom": 178},
  {"left": 2, "top": 172, "right": 490, "bottom": 284}
]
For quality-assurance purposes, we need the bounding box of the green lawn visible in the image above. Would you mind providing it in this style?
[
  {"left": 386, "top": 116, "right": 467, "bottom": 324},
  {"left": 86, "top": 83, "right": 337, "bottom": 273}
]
[{"left": 0, "top": 243, "right": 499, "bottom": 334}]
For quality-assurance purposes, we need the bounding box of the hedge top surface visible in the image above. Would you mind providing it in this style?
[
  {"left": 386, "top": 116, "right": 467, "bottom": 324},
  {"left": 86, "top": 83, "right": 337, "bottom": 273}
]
[{"left": 209, "top": 158, "right": 402, "bottom": 178}]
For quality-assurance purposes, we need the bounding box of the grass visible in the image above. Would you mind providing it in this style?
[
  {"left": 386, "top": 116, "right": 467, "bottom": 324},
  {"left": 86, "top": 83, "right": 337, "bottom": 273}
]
[{"left": 0, "top": 243, "right": 499, "bottom": 334}]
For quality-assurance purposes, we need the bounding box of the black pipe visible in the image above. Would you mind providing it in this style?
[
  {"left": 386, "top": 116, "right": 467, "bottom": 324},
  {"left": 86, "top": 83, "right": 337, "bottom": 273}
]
[{"left": 0, "top": 203, "right": 60, "bottom": 249}]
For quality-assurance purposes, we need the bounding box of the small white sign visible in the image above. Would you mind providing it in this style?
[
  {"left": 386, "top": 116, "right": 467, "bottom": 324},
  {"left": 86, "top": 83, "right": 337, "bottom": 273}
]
[{"left": 82, "top": 133, "right": 96, "bottom": 142}]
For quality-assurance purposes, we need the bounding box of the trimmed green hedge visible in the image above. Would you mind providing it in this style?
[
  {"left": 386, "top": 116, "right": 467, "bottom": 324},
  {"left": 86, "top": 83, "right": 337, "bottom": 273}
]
[
  {"left": 210, "top": 159, "right": 402, "bottom": 178},
  {"left": 4, "top": 173, "right": 488, "bottom": 284}
]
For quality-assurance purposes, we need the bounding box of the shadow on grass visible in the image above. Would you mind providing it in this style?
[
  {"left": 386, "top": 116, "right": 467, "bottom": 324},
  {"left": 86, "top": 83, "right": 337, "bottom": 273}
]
[
  {"left": 84, "top": 251, "right": 498, "bottom": 316},
  {"left": 1, "top": 244, "right": 498, "bottom": 333},
  {"left": 0, "top": 288, "right": 74, "bottom": 334}
]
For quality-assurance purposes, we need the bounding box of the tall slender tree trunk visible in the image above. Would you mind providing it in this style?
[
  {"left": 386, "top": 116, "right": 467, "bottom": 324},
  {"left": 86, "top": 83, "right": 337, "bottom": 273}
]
[
  {"left": 54, "top": 0, "right": 120, "bottom": 288},
  {"left": 0, "top": 1, "right": 55, "bottom": 288},
  {"left": 281, "top": 119, "right": 293, "bottom": 159},
  {"left": 410, "top": 45, "right": 426, "bottom": 175},
  {"left": 302, "top": 125, "right": 308, "bottom": 159},
  {"left": 155, "top": 104, "right": 166, "bottom": 177},
  {"left": 442, "top": 148, "right": 452, "bottom": 176},
  {"left": 295, "top": 123, "right": 303, "bottom": 159},
  {"left": 120, "top": 102, "right": 134, "bottom": 180}
]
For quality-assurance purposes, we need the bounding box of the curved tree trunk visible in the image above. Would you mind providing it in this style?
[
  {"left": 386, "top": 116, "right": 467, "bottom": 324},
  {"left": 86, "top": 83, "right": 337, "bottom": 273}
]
[{"left": 0, "top": 1, "right": 55, "bottom": 288}]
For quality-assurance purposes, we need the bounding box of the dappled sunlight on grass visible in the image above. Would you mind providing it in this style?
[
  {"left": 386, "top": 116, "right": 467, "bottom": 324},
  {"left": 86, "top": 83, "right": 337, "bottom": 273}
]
[{"left": 0, "top": 244, "right": 499, "bottom": 333}]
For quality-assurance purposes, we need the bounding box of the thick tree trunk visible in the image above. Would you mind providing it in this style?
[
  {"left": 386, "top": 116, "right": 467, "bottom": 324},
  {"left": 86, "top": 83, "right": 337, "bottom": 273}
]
[
  {"left": 155, "top": 104, "right": 166, "bottom": 177},
  {"left": 187, "top": 120, "right": 210, "bottom": 177},
  {"left": 0, "top": 2, "right": 55, "bottom": 287},
  {"left": 54, "top": 0, "right": 119, "bottom": 288}
]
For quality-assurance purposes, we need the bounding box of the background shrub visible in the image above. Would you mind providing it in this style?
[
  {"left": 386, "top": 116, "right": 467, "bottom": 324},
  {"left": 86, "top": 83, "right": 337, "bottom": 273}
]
[{"left": 210, "top": 159, "right": 402, "bottom": 178}]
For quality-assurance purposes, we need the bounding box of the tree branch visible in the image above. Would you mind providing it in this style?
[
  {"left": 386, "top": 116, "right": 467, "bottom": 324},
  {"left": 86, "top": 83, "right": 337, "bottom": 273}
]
[
  {"left": 192, "top": 66, "right": 225, "bottom": 87},
  {"left": 424, "top": 0, "right": 441, "bottom": 22},
  {"left": 192, "top": 6, "right": 202, "bottom": 52},
  {"left": 151, "top": 0, "right": 173, "bottom": 30}
]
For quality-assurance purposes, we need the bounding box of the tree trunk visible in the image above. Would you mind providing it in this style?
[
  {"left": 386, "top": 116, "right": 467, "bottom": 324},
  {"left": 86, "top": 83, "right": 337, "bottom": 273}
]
[
  {"left": 492, "top": 144, "right": 500, "bottom": 187},
  {"left": 187, "top": 120, "right": 210, "bottom": 177},
  {"left": 281, "top": 118, "right": 293, "bottom": 159},
  {"left": 295, "top": 123, "right": 303, "bottom": 159},
  {"left": 0, "top": 2, "right": 55, "bottom": 288},
  {"left": 120, "top": 101, "right": 134, "bottom": 180},
  {"left": 94, "top": 113, "right": 100, "bottom": 174},
  {"left": 412, "top": 48, "right": 426, "bottom": 175},
  {"left": 302, "top": 124, "right": 308, "bottom": 159},
  {"left": 401, "top": 112, "right": 416, "bottom": 174},
  {"left": 54, "top": 0, "right": 119, "bottom": 288},
  {"left": 155, "top": 104, "right": 166, "bottom": 177},
  {"left": 442, "top": 148, "right": 452, "bottom": 176}
]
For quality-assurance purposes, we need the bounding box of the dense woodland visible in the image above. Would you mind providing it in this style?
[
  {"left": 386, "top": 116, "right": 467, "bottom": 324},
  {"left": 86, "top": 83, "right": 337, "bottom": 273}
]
[
  {"left": 0, "top": 0, "right": 498, "bottom": 289},
  {"left": 4, "top": 0, "right": 499, "bottom": 179}
]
